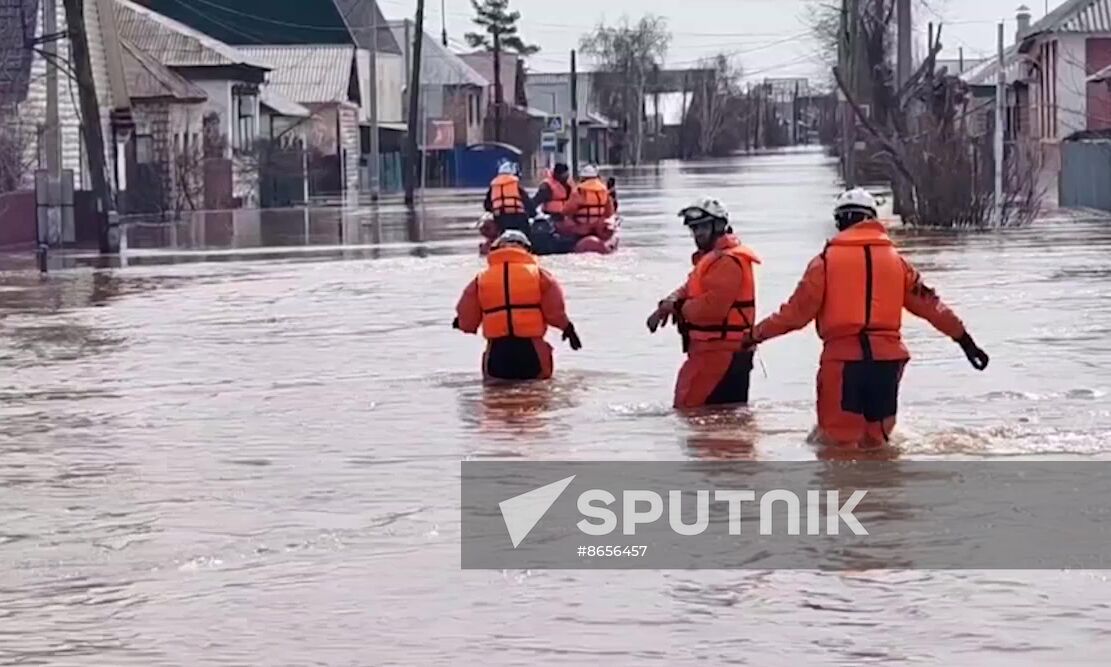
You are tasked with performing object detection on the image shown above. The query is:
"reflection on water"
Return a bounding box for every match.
[2,150,1111,663]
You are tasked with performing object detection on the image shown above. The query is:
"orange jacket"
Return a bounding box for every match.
[667,235,760,354]
[456,249,571,338]
[560,178,615,237]
[487,174,527,216]
[751,221,968,361]
[538,175,574,215]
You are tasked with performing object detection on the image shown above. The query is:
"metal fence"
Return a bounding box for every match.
[1060,140,1111,212]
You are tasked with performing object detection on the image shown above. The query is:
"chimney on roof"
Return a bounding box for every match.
[1016,5,1032,43]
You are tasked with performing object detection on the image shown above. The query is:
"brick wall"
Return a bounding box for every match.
[1086,37,1111,130]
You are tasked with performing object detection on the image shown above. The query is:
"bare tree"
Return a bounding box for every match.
[689,54,744,156]
[832,2,1042,227]
[0,106,34,195]
[580,16,671,165]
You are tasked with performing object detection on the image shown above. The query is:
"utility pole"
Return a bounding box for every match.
[570,49,579,177]
[369,3,380,201]
[840,0,857,187]
[63,0,117,253]
[959,46,964,73]
[994,21,1005,227]
[792,80,800,145]
[404,0,426,206]
[44,0,61,179]
[897,0,911,87]
[441,0,448,47]
[493,30,503,142]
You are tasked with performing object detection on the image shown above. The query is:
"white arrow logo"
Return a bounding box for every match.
[498,475,576,548]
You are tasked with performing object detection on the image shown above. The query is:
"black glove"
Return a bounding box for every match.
[563,323,583,351]
[957,333,989,370]
[452,316,461,330]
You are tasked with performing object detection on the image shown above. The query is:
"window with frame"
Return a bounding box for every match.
[232,85,258,152]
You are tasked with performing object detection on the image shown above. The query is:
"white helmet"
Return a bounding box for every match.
[491,229,531,250]
[678,196,729,226]
[833,187,877,217]
[497,161,518,176]
[580,164,599,178]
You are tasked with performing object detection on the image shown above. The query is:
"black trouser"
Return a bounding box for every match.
[705,351,755,406]
[494,214,532,235]
[486,337,542,380]
[840,359,904,423]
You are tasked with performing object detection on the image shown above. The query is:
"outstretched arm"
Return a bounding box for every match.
[539,269,572,331]
[751,256,826,343]
[902,258,967,340]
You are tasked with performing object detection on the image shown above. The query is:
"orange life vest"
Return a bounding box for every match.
[476,246,546,339]
[572,178,610,223]
[541,175,573,215]
[817,221,904,359]
[490,174,526,215]
[684,238,762,343]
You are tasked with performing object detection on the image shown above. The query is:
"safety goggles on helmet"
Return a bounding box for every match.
[491,230,532,249]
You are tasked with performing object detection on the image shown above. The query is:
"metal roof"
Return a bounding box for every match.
[239,45,355,104]
[1040,0,1111,33]
[260,88,310,117]
[334,0,402,55]
[114,0,269,70]
[120,38,207,102]
[960,46,1027,86]
[386,21,487,88]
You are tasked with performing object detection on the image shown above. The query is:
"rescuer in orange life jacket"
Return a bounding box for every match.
[483,161,536,235]
[561,165,616,242]
[646,197,763,409]
[741,188,991,448]
[454,230,583,381]
[532,163,575,221]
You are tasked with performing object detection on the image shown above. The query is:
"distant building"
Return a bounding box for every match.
[524,72,616,167]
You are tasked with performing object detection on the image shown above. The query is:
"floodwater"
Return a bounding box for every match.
[2,149,1111,664]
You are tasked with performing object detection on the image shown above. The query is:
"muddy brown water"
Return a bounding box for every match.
[2,149,1110,664]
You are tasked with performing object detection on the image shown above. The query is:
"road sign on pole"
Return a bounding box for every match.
[545,116,564,133]
[541,131,558,151]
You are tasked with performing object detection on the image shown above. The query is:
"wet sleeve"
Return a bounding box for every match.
[539,269,571,331]
[483,188,493,212]
[455,279,483,334]
[752,256,826,342]
[680,257,744,324]
[533,183,552,205]
[522,186,537,217]
[902,258,967,340]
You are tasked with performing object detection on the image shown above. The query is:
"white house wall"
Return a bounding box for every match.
[193,79,232,148]
[355,51,404,126]
[1057,33,1089,138]
[377,53,404,123]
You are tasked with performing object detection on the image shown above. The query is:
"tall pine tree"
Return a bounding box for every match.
[465,0,539,141]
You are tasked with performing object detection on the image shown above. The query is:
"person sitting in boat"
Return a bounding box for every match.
[533,163,575,223]
[453,230,582,381]
[483,161,536,236]
[561,165,616,244]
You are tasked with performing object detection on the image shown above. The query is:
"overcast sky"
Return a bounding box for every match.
[380,0,1064,81]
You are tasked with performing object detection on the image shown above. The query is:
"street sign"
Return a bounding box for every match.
[541,131,558,151]
[545,116,564,133]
